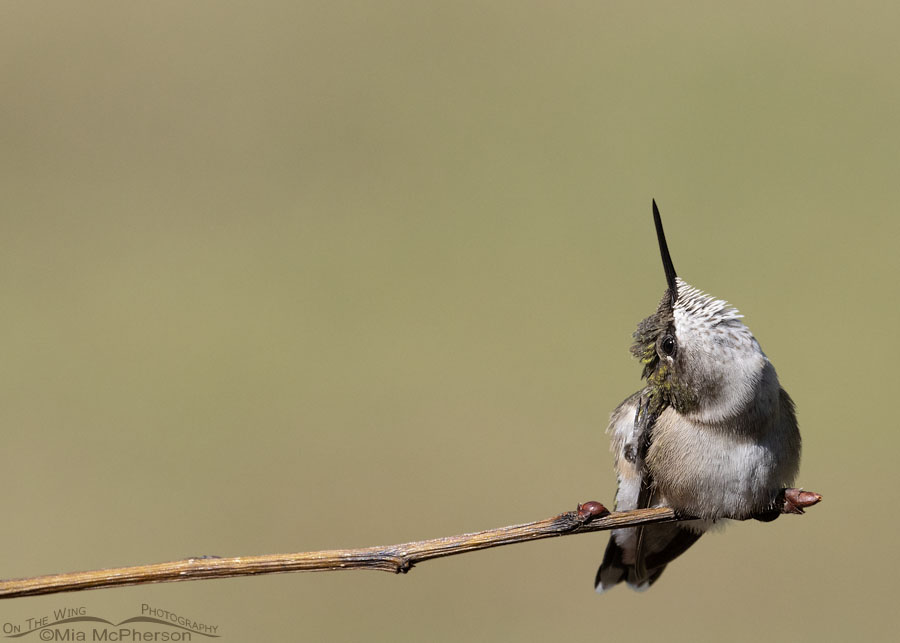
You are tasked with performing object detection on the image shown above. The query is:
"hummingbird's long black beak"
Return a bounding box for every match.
[652,199,678,305]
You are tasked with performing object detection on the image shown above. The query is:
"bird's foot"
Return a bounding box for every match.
[750,487,822,521]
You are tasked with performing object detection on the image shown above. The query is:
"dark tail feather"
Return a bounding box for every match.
[595,536,626,591]
[595,526,703,593]
[594,536,662,593]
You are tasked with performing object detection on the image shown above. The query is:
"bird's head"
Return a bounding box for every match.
[632,202,768,423]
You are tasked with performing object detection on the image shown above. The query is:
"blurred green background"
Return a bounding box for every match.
[1,2,897,641]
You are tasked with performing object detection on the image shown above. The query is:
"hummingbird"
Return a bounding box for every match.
[595,201,802,592]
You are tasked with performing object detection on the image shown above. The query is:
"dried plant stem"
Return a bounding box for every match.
[0,506,674,599]
[0,489,820,600]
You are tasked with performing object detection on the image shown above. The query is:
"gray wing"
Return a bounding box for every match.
[596,392,654,590]
[596,391,704,592]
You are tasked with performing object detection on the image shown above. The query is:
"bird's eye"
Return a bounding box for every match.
[660,335,677,357]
